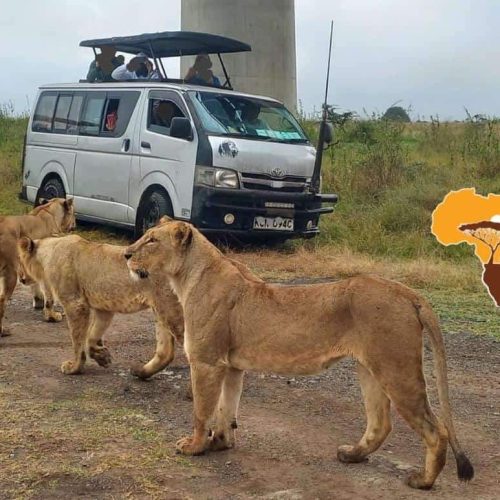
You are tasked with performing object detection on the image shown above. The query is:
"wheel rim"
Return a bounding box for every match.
[44,184,60,199]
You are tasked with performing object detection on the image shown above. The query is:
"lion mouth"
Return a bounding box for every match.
[137,269,149,279]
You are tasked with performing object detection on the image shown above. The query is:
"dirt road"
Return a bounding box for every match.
[0,286,498,499]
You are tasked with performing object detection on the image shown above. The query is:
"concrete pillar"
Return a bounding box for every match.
[181,0,297,111]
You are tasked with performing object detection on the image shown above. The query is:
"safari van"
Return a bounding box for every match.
[21,31,337,239]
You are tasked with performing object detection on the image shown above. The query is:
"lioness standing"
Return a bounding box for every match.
[125,220,474,490]
[18,234,184,377]
[0,198,75,336]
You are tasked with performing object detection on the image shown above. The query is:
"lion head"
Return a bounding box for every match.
[32,198,76,233]
[125,217,194,281]
[17,237,44,285]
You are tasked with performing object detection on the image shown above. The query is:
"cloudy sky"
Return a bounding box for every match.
[1,0,498,120]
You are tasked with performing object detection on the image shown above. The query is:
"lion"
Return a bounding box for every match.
[0,198,75,336]
[17,233,184,378]
[124,220,474,490]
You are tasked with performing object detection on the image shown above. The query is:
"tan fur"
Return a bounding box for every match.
[18,234,184,378]
[0,198,75,335]
[125,221,474,490]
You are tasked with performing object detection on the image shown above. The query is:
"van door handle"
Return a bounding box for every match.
[122,139,130,152]
[141,141,151,150]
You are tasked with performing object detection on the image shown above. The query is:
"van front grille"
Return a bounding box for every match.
[241,172,309,193]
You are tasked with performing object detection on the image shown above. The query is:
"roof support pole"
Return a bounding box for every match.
[217,53,232,89]
[148,40,165,79]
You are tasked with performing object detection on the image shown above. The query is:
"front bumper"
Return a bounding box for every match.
[191,187,338,237]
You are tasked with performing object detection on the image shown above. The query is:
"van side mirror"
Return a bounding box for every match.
[170,117,193,141]
[324,123,333,145]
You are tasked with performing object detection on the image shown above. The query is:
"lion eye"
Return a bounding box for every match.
[147,237,157,244]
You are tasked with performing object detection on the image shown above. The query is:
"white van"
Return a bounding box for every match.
[21,32,336,239]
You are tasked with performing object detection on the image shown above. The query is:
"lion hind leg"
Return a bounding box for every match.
[31,283,44,310]
[87,310,113,368]
[210,367,244,451]
[338,362,392,463]
[379,366,448,489]
[131,317,175,379]
[60,300,91,375]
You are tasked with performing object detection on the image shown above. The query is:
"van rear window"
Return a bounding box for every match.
[32,94,57,132]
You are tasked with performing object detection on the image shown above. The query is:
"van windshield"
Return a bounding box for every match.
[188,91,309,144]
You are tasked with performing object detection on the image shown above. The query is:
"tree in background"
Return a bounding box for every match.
[383,106,411,122]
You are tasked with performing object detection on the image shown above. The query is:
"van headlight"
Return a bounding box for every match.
[195,166,240,189]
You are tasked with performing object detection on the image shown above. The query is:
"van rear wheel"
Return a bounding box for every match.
[136,190,173,237]
[37,177,66,205]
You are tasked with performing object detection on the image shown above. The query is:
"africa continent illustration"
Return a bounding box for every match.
[432,188,500,306]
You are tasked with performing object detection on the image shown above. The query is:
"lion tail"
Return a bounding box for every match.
[415,299,474,482]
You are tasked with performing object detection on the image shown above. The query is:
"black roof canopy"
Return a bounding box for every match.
[80,31,251,58]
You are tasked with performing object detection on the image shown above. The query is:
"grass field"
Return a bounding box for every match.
[1,111,499,337]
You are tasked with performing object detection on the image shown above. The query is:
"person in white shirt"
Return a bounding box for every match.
[111,52,161,80]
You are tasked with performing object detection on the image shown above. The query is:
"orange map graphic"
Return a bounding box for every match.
[432,188,500,306]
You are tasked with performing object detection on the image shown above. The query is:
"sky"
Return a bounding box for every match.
[0,0,499,120]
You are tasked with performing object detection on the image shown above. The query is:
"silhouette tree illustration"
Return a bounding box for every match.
[459,220,500,306]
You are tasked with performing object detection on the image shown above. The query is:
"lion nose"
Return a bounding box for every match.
[124,252,132,260]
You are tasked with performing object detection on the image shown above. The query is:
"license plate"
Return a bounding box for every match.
[253,216,294,231]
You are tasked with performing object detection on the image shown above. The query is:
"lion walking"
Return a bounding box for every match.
[125,219,474,490]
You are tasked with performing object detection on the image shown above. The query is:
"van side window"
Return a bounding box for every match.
[80,95,106,136]
[148,99,186,136]
[53,95,73,133]
[79,92,139,137]
[32,93,57,132]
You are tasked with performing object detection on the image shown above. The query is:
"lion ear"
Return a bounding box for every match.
[64,198,74,210]
[158,215,173,225]
[171,223,193,250]
[19,237,35,254]
[37,197,49,207]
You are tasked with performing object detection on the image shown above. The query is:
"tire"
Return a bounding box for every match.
[37,177,66,205]
[135,190,173,237]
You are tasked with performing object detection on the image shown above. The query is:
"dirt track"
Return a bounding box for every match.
[0,286,499,499]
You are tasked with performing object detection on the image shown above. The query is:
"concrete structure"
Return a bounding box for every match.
[181,0,297,111]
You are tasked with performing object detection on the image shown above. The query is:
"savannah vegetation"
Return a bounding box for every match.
[1,104,499,337]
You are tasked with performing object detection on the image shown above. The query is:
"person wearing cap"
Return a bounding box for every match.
[111,53,161,80]
[86,46,125,82]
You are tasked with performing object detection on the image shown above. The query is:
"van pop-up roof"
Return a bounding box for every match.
[80,31,252,88]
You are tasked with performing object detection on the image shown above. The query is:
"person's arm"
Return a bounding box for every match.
[111,64,135,81]
[184,66,196,81]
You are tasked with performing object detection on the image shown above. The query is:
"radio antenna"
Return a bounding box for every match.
[311,21,334,194]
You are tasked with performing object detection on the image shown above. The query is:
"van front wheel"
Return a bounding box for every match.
[37,177,66,205]
[136,190,173,237]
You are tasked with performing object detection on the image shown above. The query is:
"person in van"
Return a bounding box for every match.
[86,46,124,82]
[241,101,268,134]
[184,54,221,87]
[112,53,161,81]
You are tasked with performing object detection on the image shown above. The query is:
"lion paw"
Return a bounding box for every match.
[337,445,367,464]
[209,431,234,451]
[0,327,12,337]
[405,471,433,490]
[60,360,82,375]
[175,436,206,456]
[45,311,63,323]
[89,346,112,368]
[130,363,151,380]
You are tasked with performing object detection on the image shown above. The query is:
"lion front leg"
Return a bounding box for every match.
[209,367,244,451]
[60,300,91,375]
[176,362,226,456]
